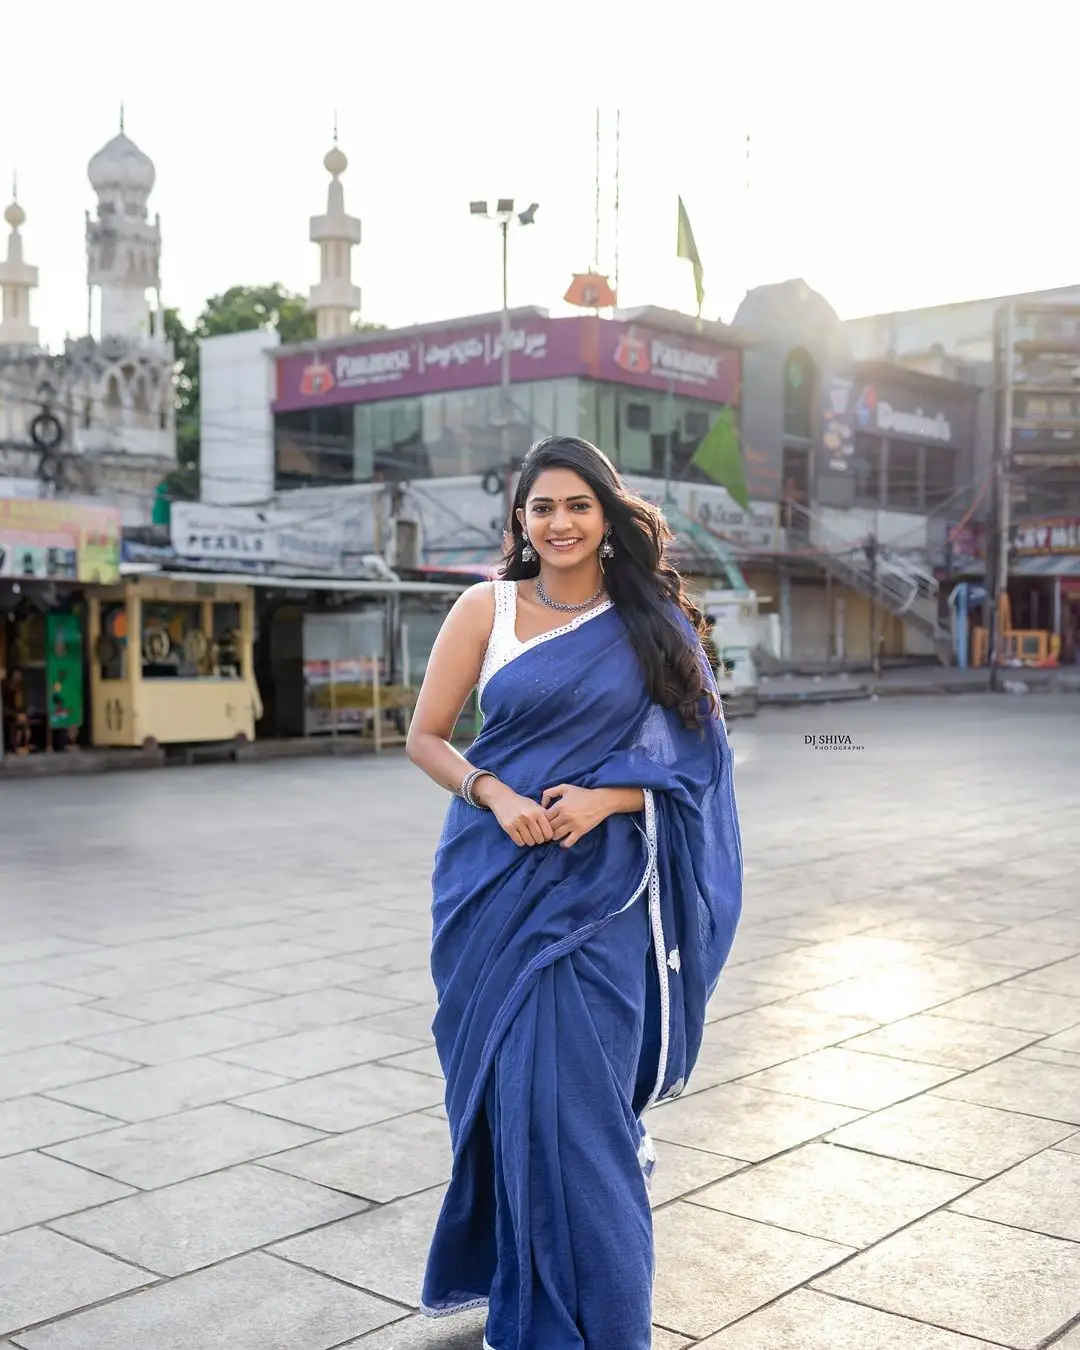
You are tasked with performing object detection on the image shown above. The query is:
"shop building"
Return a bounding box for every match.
[844,282,1080,367]
[269,307,742,492]
[730,280,983,665]
[199,299,753,585]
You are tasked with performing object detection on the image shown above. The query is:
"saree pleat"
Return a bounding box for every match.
[483,901,651,1350]
[422,603,742,1350]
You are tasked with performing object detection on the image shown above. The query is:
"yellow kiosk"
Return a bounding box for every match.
[88,576,261,748]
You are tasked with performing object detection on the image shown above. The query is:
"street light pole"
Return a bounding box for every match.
[501,216,511,462]
[470,200,539,498]
[989,303,1015,692]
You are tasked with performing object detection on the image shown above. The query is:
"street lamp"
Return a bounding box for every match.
[470,199,540,466]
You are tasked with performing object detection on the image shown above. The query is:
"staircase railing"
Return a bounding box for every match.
[784,500,946,640]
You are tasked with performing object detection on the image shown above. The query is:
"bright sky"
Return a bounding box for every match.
[2,0,1077,350]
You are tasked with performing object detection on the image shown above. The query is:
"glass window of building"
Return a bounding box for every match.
[369,398,429,480]
[886,442,921,510]
[626,402,652,431]
[617,391,656,473]
[274,376,731,489]
[529,381,557,442]
[275,408,354,489]
[923,446,955,510]
[852,434,883,505]
[551,380,581,444]
[783,350,816,441]
[577,381,617,454]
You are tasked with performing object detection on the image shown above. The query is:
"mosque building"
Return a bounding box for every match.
[0,118,176,521]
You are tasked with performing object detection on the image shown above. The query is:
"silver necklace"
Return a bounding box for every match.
[534,577,606,613]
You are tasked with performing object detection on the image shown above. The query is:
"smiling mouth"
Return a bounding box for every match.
[546,539,582,550]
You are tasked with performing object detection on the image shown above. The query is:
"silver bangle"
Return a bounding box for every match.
[459,768,495,808]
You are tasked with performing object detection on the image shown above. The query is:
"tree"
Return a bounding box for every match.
[163,306,200,502]
[163,283,382,502]
[199,284,317,346]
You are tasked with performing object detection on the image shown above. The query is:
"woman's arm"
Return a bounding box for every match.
[597,787,646,814]
[405,583,495,795]
[405,584,554,846]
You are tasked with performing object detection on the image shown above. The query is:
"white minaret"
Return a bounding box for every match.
[0,183,39,348]
[86,116,163,342]
[308,132,363,339]
[70,116,175,471]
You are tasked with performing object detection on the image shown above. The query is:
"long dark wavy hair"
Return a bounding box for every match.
[501,436,717,727]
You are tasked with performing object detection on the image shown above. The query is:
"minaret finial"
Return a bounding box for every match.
[11,170,16,202]
[120,103,125,134]
[333,109,338,144]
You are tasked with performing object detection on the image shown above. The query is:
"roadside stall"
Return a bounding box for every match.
[87,575,260,749]
[266,587,462,748]
[1,499,121,761]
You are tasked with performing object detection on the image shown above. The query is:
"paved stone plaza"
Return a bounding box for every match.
[1,695,1079,1349]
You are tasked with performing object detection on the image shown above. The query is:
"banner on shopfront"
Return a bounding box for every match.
[275,319,572,412]
[852,383,955,445]
[274,316,741,412]
[170,503,354,574]
[0,499,121,584]
[820,375,856,473]
[622,475,779,552]
[1013,516,1080,556]
[592,323,740,403]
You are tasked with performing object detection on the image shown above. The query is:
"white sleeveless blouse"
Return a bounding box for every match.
[477,581,613,701]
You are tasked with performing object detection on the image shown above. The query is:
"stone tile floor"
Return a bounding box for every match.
[1,695,1079,1349]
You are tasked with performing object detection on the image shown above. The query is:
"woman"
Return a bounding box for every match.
[406,436,742,1350]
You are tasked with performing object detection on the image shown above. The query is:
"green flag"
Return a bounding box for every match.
[692,406,750,510]
[676,196,704,321]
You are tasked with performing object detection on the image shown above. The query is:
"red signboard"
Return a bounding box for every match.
[273,316,740,413]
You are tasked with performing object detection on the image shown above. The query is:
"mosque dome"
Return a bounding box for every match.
[88,132,156,196]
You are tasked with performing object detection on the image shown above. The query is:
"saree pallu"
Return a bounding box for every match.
[422,603,743,1350]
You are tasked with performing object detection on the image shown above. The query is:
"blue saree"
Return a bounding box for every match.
[422,594,743,1350]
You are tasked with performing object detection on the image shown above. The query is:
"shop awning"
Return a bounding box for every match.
[119,566,466,596]
[1011,556,1080,577]
[426,547,502,565]
[420,547,503,580]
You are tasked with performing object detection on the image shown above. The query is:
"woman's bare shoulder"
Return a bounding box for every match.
[444,579,499,636]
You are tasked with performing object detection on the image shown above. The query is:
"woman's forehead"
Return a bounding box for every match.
[528,468,595,501]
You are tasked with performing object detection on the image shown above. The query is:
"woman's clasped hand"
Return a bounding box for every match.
[477,779,612,850]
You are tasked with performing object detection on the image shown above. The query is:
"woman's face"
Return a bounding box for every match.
[517,467,606,571]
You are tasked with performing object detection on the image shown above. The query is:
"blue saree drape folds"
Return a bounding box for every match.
[422,603,743,1350]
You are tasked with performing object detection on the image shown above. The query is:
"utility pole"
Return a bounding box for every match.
[865,530,879,676]
[989,303,1014,692]
[664,377,676,504]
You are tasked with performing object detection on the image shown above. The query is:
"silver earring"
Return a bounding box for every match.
[521,535,537,563]
[600,529,615,560]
